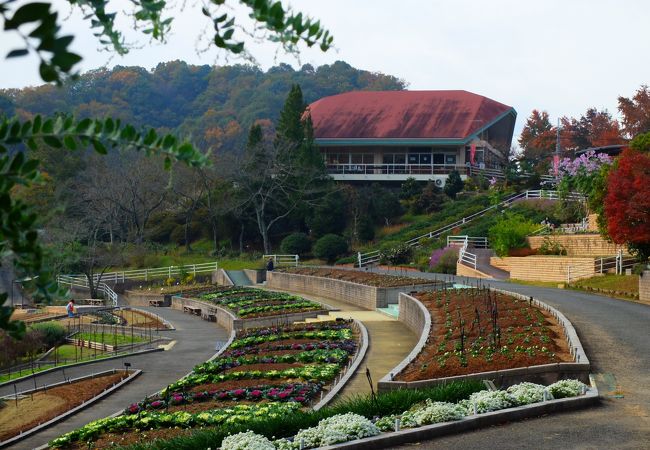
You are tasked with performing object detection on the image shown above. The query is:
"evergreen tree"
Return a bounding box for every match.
[444,170,464,199]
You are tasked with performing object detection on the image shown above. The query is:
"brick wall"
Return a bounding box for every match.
[640,271,650,303]
[500,256,596,282]
[526,234,627,257]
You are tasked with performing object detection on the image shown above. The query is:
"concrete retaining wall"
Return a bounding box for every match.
[492,256,596,282]
[215,269,234,286]
[640,271,650,303]
[526,234,627,257]
[378,288,590,391]
[266,271,443,310]
[170,295,329,333]
[123,291,171,307]
[244,269,266,284]
[456,263,492,279]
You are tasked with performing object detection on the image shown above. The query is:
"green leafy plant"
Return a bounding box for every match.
[488,213,538,257]
[313,234,348,264]
[280,232,311,256]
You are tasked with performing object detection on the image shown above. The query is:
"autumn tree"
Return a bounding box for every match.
[518,110,556,169]
[604,149,650,261]
[618,85,650,138]
[560,108,623,150]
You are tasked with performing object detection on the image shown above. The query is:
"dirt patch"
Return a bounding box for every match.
[0,371,129,442]
[281,267,438,287]
[397,289,572,381]
[186,377,301,393]
[114,310,167,328]
[69,426,203,450]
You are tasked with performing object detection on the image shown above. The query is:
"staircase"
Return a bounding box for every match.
[225,270,253,286]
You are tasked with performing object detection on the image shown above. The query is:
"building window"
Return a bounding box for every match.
[446,154,457,165]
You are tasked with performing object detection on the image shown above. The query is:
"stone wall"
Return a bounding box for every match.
[491,256,596,282]
[640,271,650,303]
[266,271,443,309]
[526,234,627,257]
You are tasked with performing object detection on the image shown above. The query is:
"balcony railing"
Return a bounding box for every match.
[326,163,504,177]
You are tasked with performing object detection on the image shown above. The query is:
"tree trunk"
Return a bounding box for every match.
[239,224,244,255]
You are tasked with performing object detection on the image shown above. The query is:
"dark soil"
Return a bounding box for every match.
[282,267,438,287]
[397,290,572,381]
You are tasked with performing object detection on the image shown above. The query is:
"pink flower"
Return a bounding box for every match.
[128,404,140,414]
[150,400,164,408]
[250,390,262,398]
[278,392,289,399]
[295,396,305,403]
[233,389,246,397]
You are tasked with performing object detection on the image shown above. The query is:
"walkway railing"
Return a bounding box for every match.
[57,275,118,307]
[263,254,299,267]
[566,250,636,283]
[457,237,478,270]
[356,190,586,267]
[447,235,488,248]
[59,262,219,285]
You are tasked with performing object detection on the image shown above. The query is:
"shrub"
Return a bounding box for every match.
[280,233,311,256]
[379,243,413,265]
[429,246,458,274]
[444,170,464,199]
[29,321,67,347]
[538,237,567,255]
[313,234,348,264]
[488,213,538,257]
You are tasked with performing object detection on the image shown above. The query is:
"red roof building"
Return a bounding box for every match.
[308,90,516,183]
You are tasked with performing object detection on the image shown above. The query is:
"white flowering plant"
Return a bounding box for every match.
[506,382,549,405]
[548,379,588,398]
[460,390,517,414]
[291,413,380,448]
[221,431,275,450]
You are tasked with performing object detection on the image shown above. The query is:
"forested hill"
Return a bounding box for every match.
[0,60,405,153]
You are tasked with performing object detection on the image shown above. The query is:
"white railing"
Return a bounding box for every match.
[60,262,219,285]
[566,250,636,283]
[457,237,477,269]
[447,235,488,248]
[559,217,589,234]
[263,254,299,267]
[356,190,585,267]
[57,275,119,307]
[326,163,505,178]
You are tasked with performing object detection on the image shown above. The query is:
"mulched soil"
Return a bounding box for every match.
[283,267,437,287]
[113,310,167,329]
[222,362,304,373]
[240,306,322,319]
[186,377,302,393]
[397,290,572,381]
[68,427,204,450]
[0,371,129,442]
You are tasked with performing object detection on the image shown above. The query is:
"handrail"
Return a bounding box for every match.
[457,236,477,269]
[60,262,219,284]
[357,190,586,267]
[263,254,299,267]
[447,235,488,248]
[57,275,118,307]
[566,250,636,283]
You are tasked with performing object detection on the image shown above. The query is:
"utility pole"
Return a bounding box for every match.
[554,118,561,178]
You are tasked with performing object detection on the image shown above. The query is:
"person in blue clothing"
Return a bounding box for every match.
[66,299,76,318]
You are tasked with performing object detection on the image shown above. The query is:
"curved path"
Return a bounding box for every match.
[369,268,650,449]
[2,306,229,450]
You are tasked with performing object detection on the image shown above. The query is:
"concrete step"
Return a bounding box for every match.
[473,248,510,280]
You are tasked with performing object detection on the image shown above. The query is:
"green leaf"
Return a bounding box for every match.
[43,136,62,148]
[4,3,51,29]
[75,118,92,134]
[91,139,107,154]
[32,115,42,134]
[39,62,58,83]
[7,49,29,58]
[63,135,77,150]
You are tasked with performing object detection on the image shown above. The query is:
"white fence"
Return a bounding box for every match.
[566,250,636,283]
[57,275,119,307]
[457,237,478,270]
[356,190,585,267]
[263,254,299,267]
[447,235,488,248]
[60,262,219,285]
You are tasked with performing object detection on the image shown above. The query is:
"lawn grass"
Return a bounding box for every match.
[52,344,107,360]
[571,274,639,297]
[76,332,146,346]
[0,364,54,383]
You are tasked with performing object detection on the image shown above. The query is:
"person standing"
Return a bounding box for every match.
[266,257,274,272]
[66,299,75,318]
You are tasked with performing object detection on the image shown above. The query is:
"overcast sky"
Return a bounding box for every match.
[1,0,649,139]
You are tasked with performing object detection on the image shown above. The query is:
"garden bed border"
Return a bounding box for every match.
[266,271,445,310]
[170,295,331,333]
[0,368,141,449]
[313,319,369,411]
[324,376,599,450]
[116,307,175,330]
[378,288,590,391]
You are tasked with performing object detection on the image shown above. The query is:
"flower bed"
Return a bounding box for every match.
[280,267,435,288]
[221,379,591,450]
[196,287,323,319]
[395,288,573,382]
[49,322,359,448]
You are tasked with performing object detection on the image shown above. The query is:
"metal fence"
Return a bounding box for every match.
[566,250,636,283]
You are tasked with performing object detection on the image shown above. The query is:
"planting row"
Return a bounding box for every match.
[221,379,590,450]
[398,288,573,381]
[280,267,437,288]
[195,287,324,318]
[49,322,359,448]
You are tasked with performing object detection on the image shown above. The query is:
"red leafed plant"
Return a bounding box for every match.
[604,148,650,260]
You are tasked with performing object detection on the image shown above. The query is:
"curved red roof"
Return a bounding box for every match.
[308,90,513,140]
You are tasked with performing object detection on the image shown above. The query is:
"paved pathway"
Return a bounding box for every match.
[3,306,229,450]
[261,288,418,399]
[366,268,650,450]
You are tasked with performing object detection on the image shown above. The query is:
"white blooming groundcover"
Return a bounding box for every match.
[221,379,590,450]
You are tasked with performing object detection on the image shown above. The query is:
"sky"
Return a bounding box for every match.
[1,0,649,139]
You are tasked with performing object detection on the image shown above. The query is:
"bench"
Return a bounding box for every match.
[84,299,105,306]
[183,306,202,316]
[202,308,218,322]
[149,299,164,307]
